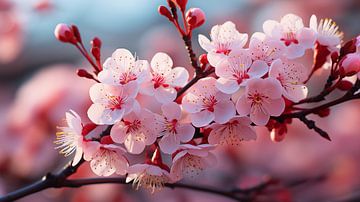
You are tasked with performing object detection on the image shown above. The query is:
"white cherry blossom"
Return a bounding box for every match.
[198,21,248,67]
[140,52,189,104]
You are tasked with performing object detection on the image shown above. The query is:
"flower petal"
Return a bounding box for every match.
[214,100,236,124]
[190,110,215,127]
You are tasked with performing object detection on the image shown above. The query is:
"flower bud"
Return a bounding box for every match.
[91,47,101,60]
[337,80,353,91]
[186,8,205,29]
[54,23,76,43]
[199,54,208,66]
[77,69,95,80]
[158,5,173,22]
[314,108,330,117]
[91,37,102,48]
[172,0,187,11]
[339,53,360,76]
[270,126,286,142]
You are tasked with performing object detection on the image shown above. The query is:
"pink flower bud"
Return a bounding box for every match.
[54,23,76,43]
[339,53,360,76]
[186,8,205,30]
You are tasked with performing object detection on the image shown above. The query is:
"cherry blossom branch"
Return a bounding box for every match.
[0,160,84,202]
[273,80,360,140]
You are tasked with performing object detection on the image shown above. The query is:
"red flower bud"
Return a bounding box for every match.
[91,47,101,60]
[331,51,339,63]
[172,0,187,11]
[186,8,205,30]
[54,23,76,44]
[91,37,102,48]
[314,108,331,117]
[337,80,353,91]
[340,38,357,57]
[199,54,208,65]
[158,5,173,22]
[71,25,82,43]
[77,69,95,80]
[270,125,287,142]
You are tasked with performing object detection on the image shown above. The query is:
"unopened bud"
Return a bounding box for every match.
[54,23,76,43]
[91,37,102,48]
[339,53,360,77]
[91,47,101,60]
[186,8,205,29]
[337,80,353,91]
[314,108,331,117]
[158,5,173,22]
[172,0,187,11]
[199,54,208,65]
[77,69,95,80]
[71,25,82,43]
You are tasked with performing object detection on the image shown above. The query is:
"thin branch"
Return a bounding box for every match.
[1,175,245,202]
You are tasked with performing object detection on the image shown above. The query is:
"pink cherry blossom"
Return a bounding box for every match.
[263,14,316,59]
[140,52,189,104]
[110,108,158,154]
[87,137,129,177]
[215,49,268,94]
[170,144,216,181]
[98,48,150,85]
[341,53,360,77]
[310,15,343,47]
[87,82,138,125]
[126,163,171,193]
[249,32,285,66]
[198,21,248,66]
[208,116,257,146]
[236,78,285,126]
[182,77,236,127]
[55,110,98,166]
[155,102,195,154]
[269,59,309,102]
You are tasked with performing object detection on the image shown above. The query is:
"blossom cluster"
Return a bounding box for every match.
[53,12,360,193]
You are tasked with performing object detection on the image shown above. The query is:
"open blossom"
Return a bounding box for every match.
[310,15,343,47]
[126,163,171,193]
[249,32,285,66]
[156,102,195,154]
[198,21,248,66]
[269,59,308,102]
[208,116,257,146]
[110,109,158,154]
[98,48,150,85]
[170,144,216,181]
[86,136,129,177]
[55,110,98,166]
[88,82,138,125]
[215,49,268,94]
[236,78,285,126]
[140,52,189,104]
[182,77,236,127]
[263,14,316,59]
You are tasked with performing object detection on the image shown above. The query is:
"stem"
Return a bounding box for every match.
[0,160,84,202]
[75,44,100,73]
[176,69,214,98]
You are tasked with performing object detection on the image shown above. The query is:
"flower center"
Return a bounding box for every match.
[248,92,267,106]
[133,172,168,193]
[119,72,137,85]
[107,95,125,110]
[152,74,169,89]
[281,32,299,46]
[124,119,142,133]
[202,95,217,112]
[232,68,250,84]
[165,119,178,134]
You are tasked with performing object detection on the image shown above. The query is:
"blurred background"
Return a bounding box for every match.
[1,0,360,201]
